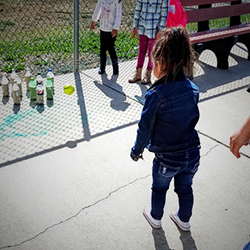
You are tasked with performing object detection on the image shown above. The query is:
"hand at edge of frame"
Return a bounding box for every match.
[112,29,118,37]
[130,148,144,162]
[131,29,137,39]
[91,21,96,30]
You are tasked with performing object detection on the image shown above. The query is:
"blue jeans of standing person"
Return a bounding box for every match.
[243,240,250,250]
[151,146,200,222]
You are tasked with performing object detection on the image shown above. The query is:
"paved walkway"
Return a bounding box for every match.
[0,44,250,250]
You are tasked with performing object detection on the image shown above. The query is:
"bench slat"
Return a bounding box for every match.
[189,23,250,43]
[181,0,239,7]
[186,3,250,23]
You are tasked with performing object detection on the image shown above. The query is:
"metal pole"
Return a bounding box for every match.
[74,0,79,73]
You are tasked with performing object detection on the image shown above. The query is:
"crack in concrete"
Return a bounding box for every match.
[0,174,151,249]
[1,129,248,249]
[201,144,219,158]
[198,130,250,159]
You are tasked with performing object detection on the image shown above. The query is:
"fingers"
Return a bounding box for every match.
[112,29,118,37]
[91,21,95,30]
[131,30,137,39]
[230,135,241,158]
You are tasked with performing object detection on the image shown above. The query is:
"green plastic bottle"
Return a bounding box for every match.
[46,77,53,99]
[29,77,37,100]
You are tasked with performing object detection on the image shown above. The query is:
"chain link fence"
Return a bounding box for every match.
[0,0,249,78]
[0,0,139,78]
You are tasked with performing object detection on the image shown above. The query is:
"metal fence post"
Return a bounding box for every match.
[74,0,80,73]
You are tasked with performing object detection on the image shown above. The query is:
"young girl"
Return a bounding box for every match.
[91,0,122,75]
[131,27,201,231]
[129,0,169,84]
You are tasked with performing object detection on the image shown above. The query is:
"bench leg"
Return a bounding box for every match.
[202,36,238,69]
[187,43,203,79]
[238,33,250,60]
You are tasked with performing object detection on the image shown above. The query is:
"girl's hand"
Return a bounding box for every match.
[230,131,250,158]
[112,29,118,37]
[91,21,96,30]
[131,29,137,39]
[230,115,250,158]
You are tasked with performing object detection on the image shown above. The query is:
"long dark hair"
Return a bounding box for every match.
[151,27,197,78]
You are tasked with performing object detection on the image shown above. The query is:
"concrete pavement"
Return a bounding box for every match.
[0,43,250,250]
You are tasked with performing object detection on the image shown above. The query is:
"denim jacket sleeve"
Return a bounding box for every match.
[132,89,161,156]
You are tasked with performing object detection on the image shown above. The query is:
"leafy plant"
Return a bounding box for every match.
[0,13,249,73]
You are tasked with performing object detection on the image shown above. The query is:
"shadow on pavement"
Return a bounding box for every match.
[152,227,197,250]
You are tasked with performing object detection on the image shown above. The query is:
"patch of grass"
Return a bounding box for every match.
[0,20,15,32]
[0,12,249,73]
[0,27,138,72]
[186,14,250,33]
[81,14,92,19]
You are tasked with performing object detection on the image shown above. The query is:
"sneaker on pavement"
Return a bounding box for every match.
[143,207,162,229]
[170,210,190,231]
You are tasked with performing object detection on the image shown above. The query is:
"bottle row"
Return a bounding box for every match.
[1,68,55,105]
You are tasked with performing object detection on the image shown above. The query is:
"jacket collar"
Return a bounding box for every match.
[148,69,186,91]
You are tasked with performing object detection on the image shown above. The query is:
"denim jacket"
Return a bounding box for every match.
[132,70,200,156]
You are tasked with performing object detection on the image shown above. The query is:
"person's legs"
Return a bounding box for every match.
[243,240,250,250]
[151,156,181,220]
[174,171,195,222]
[137,35,148,69]
[106,33,117,59]
[141,37,155,84]
[99,31,107,74]
[129,34,148,82]
[174,148,200,222]
[146,38,155,71]
[106,33,119,75]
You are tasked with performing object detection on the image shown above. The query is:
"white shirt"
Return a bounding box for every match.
[92,0,122,32]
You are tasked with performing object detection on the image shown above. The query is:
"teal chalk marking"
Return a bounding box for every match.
[134,95,145,105]
[0,109,46,140]
[31,131,47,136]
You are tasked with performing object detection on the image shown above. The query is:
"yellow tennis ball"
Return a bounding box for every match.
[64,85,75,95]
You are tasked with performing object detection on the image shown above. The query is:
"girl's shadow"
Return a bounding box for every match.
[152,227,197,250]
[152,228,172,250]
[94,74,130,111]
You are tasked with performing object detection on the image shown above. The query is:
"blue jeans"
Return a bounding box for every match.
[243,241,250,250]
[151,146,200,222]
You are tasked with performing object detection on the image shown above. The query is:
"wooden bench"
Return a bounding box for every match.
[180,0,250,69]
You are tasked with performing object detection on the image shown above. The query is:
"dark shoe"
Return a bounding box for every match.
[112,58,119,75]
[98,57,106,75]
[98,68,105,74]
